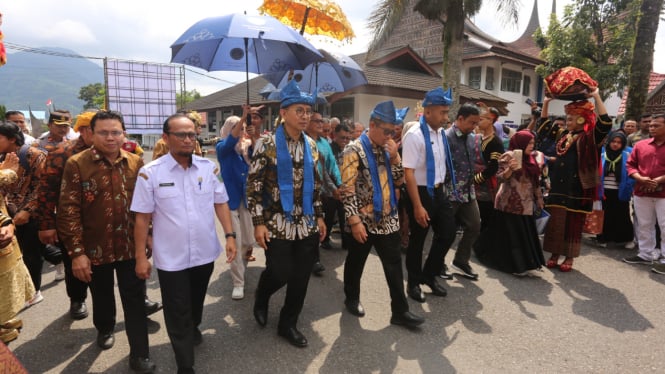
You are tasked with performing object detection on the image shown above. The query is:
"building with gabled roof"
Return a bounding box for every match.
[617,72,665,118]
[187,0,561,135]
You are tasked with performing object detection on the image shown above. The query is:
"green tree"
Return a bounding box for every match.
[176,89,202,109]
[0,105,6,120]
[624,0,664,119]
[78,83,105,109]
[368,0,520,108]
[534,0,639,100]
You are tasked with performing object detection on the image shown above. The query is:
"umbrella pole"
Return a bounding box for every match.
[244,37,250,105]
[300,7,311,35]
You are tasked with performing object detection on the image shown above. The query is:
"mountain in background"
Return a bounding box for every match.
[0,47,103,114]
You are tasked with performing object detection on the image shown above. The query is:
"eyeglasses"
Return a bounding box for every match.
[292,107,313,117]
[168,132,197,141]
[95,130,124,138]
[376,126,396,137]
[310,118,324,124]
[339,136,352,141]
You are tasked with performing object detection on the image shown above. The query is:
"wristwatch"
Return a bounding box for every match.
[225,232,237,239]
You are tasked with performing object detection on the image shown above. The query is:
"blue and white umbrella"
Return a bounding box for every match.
[171,13,323,103]
[266,49,367,95]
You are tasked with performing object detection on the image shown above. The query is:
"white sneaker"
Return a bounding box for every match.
[231,287,244,300]
[25,291,44,308]
[624,241,636,249]
[54,263,65,281]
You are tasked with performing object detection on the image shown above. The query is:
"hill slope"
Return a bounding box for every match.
[0,47,103,114]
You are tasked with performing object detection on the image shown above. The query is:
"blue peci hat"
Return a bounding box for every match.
[370,101,398,124]
[422,87,453,107]
[395,107,409,124]
[280,79,315,108]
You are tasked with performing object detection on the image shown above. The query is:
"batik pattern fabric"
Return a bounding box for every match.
[36,137,88,231]
[0,146,46,218]
[57,148,143,265]
[340,139,403,235]
[246,132,323,241]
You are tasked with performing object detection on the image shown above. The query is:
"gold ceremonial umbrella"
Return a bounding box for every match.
[258,0,355,42]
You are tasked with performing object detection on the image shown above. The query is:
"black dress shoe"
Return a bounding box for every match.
[70,301,88,320]
[144,299,163,316]
[253,305,268,327]
[344,299,365,317]
[439,264,453,280]
[451,261,479,280]
[320,240,332,250]
[422,278,448,297]
[407,285,426,303]
[129,356,156,373]
[96,332,115,350]
[390,311,425,328]
[312,261,325,275]
[278,327,308,347]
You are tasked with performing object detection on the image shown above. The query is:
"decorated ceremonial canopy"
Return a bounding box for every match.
[258,0,355,42]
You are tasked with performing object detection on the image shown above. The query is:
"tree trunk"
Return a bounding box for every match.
[442,5,465,117]
[625,0,664,119]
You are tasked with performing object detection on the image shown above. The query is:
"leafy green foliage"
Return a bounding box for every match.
[78,83,105,109]
[535,0,640,100]
[176,89,201,109]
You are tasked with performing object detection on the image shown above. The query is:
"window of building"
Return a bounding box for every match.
[468,66,481,89]
[501,69,522,93]
[523,75,531,96]
[485,67,494,90]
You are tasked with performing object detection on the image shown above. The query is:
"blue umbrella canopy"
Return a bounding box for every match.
[171,13,323,102]
[266,49,367,94]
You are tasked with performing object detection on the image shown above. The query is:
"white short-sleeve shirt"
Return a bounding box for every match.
[401,122,447,186]
[131,153,229,271]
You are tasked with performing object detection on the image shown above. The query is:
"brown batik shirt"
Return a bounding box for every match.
[57,147,143,265]
[246,131,323,241]
[0,146,46,218]
[36,137,89,231]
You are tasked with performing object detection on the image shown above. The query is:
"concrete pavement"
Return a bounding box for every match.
[9,232,665,373]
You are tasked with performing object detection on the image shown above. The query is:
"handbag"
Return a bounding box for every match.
[583,200,604,235]
[535,209,550,235]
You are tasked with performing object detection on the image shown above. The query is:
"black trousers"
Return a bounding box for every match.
[61,244,89,303]
[158,262,214,372]
[405,186,456,286]
[344,231,409,315]
[89,259,149,359]
[16,219,50,291]
[323,196,348,245]
[255,234,318,330]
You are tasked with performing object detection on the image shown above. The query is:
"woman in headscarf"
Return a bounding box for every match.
[216,106,258,300]
[474,130,545,275]
[543,89,612,272]
[596,131,635,246]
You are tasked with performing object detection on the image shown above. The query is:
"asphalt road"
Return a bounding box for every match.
[8,151,665,373]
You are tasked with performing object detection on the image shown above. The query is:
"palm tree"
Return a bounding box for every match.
[624,0,664,119]
[368,0,520,107]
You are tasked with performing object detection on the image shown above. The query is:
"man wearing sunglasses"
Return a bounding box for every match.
[341,100,424,329]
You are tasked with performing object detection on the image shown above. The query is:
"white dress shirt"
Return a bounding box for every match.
[401,122,447,186]
[131,153,229,271]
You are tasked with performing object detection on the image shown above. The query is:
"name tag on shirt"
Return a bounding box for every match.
[159,182,175,187]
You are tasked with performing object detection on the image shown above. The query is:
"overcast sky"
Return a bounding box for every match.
[2,0,664,95]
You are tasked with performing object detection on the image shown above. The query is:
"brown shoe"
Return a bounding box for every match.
[0,328,19,344]
[1,318,22,330]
